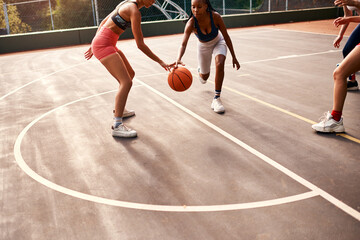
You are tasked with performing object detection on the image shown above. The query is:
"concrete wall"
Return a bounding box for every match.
[0,7,340,54]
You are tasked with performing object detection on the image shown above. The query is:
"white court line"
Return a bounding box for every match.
[0,49,340,102]
[13,88,318,212]
[136,78,360,220]
[5,37,358,216]
[229,28,277,36]
[135,49,341,76]
[267,27,340,37]
[229,49,341,67]
[238,74,251,77]
[0,62,87,101]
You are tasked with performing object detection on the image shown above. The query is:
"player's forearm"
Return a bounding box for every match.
[177,45,187,61]
[137,43,162,63]
[338,23,349,37]
[347,16,360,23]
[224,36,237,59]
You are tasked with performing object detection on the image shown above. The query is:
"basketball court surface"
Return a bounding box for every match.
[1,20,359,239]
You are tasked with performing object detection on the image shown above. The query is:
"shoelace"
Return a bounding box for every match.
[318,112,330,126]
[121,124,132,131]
[111,123,131,131]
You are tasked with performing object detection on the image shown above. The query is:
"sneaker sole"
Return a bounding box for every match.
[347,86,359,91]
[112,131,137,138]
[311,125,345,133]
[211,106,225,113]
[123,112,135,118]
[113,110,136,118]
[213,109,225,113]
[211,104,225,113]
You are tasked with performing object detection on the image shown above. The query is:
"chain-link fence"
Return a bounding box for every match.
[0,0,334,35]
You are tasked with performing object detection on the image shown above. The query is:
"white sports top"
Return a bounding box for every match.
[346,1,360,14]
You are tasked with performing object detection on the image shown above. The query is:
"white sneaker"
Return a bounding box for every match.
[113,109,135,118]
[312,111,345,133]
[198,67,207,84]
[112,123,137,138]
[123,109,135,118]
[211,98,225,113]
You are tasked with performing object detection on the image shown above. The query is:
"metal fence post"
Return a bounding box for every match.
[268,0,271,12]
[94,0,99,26]
[222,0,225,15]
[286,0,288,11]
[250,0,252,13]
[48,0,54,30]
[3,3,10,34]
[91,0,96,26]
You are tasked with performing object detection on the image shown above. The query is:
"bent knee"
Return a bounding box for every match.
[215,61,225,70]
[333,68,347,82]
[201,73,210,80]
[215,59,225,70]
[129,70,135,80]
[119,79,133,89]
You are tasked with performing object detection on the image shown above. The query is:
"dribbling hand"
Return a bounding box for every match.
[159,61,172,72]
[173,60,185,69]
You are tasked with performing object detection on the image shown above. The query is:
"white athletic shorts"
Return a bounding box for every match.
[197,32,227,75]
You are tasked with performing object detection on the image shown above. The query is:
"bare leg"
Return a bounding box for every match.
[214,54,226,91]
[199,72,210,81]
[100,52,133,118]
[333,46,360,111]
[117,49,135,79]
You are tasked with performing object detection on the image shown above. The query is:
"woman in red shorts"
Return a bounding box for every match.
[85,0,172,138]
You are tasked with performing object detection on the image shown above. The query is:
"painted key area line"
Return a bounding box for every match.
[13,87,318,212]
[136,78,360,221]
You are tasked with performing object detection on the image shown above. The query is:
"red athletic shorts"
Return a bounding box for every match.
[91,27,120,60]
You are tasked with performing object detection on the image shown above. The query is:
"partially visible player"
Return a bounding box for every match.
[333,0,360,90]
[312,15,360,132]
[85,0,172,138]
[174,0,240,113]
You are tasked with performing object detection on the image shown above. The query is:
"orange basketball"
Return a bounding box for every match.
[168,67,193,92]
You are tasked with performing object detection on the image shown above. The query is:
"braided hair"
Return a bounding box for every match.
[185,0,216,23]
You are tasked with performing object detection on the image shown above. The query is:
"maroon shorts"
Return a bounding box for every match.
[91,27,120,60]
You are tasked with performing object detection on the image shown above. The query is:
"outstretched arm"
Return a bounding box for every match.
[175,19,193,68]
[214,12,240,70]
[334,15,360,26]
[334,0,360,8]
[333,6,352,48]
[130,7,171,71]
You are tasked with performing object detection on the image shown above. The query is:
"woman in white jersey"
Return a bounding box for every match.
[174,0,240,113]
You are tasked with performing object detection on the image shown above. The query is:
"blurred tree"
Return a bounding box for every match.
[0,0,31,33]
[5,0,56,31]
[53,0,94,29]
